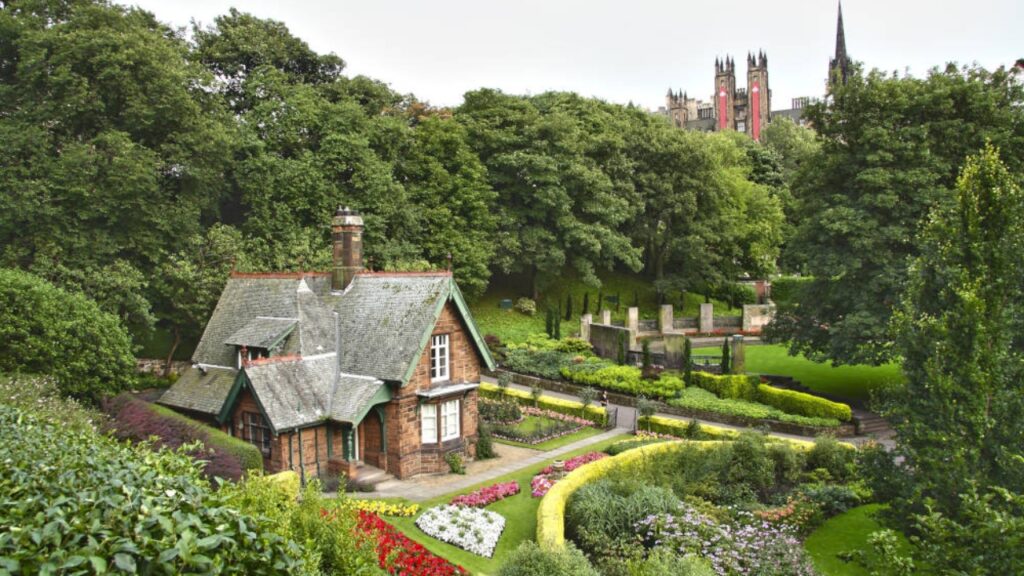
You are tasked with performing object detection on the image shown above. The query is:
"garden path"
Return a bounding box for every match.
[347,426,629,501]
[490,377,894,449]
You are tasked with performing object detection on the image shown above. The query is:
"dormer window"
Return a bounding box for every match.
[237,347,269,368]
[430,334,449,382]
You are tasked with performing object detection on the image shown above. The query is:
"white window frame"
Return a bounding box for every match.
[430,334,449,382]
[421,403,438,444]
[441,399,460,441]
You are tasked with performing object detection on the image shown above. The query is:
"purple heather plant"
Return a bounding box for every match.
[635,504,818,576]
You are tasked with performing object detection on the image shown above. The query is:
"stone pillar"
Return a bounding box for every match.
[742,305,752,331]
[600,309,611,325]
[664,334,687,370]
[659,304,674,334]
[731,334,745,374]
[627,307,639,349]
[580,314,593,342]
[699,303,714,333]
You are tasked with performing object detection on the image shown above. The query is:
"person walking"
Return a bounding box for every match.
[600,390,609,408]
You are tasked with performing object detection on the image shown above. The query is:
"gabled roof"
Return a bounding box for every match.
[159,366,237,415]
[224,317,297,349]
[235,355,335,432]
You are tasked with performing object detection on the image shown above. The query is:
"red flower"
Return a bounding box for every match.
[354,511,468,575]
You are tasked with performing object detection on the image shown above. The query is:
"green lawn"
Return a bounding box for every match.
[694,344,903,401]
[804,504,914,576]
[385,434,630,575]
[472,271,737,345]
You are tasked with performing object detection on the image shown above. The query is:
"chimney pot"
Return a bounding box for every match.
[331,206,364,290]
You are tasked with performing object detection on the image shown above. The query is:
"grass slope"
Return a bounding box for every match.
[384,434,629,575]
[472,271,737,345]
[694,344,902,401]
[804,504,914,576]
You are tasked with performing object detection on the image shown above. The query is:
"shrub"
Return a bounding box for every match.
[560,363,686,399]
[605,437,669,456]
[566,479,681,555]
[0,373,104,434]
[505,348,574,379]
[806,435,857,482]
[104,394,263,480]
[666,387,841,428]
[446,451,466,474]
[689,371,759,401]
[0,268,135,401]
[498,541,598,576]
[797,484,862,518]
[625,548,715,576]
[479,398,523,423]
[476,422,496,459]
[514,297,537,316]
[756,384,853,422]
[640,415,741,441]
[0,405,305,573]
[480,382,609,427]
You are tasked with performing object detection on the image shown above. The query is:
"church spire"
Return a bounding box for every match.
[829,1,851,85]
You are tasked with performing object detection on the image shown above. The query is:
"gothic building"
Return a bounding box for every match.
[662,3,850,140]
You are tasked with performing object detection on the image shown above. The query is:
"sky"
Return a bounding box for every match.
[127,0,1021,111]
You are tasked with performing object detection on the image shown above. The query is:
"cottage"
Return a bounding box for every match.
[159,207,494,481]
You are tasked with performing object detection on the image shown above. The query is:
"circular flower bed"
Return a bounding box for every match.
[416,505,506,557]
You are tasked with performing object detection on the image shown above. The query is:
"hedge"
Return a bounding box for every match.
[666,388,842,428]
[689,371,852,422]
[756,385,853,422]
[559,363,686,399]
[105,394,263,480]
[480,382,608,427]
[639,415,743,441]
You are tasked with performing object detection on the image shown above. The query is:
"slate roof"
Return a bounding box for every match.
[330,274,450,382]
[159,366,237,415]
[161,270,492,431]
[224,317,297,349]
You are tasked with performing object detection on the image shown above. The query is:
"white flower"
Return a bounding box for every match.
[415,505,506,557]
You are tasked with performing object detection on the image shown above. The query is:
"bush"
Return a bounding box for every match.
[0,373,105,434]
[756,384,853,422]
[797,484,862,518]
[640,415,740,441]
[0,268,135,401]
[0,405,305,573]
[806,436,857,482]
[498,541,598,576]
[104,394,263,480]
[606,437,669,456]
[666,387,842,428]
[505,348,575,379]
[625,548,715,576]
[479,398,523,423]
[446,451,466,474]
[480,383,608,427]
[689,371,759,401]
[561,363,686,399]
[566,479,680,555]
[514,297,537,316]
[476,423,496,460]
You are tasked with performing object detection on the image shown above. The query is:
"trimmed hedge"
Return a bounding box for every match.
[756,385,852,422]
[639,415,743,441]
[480,382,608,427]
[689,371,852,422]
[105,394,263,480]
[666,388,842,428]
[560,363,686,399]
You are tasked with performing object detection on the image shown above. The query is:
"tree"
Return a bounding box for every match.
[0,268,135,401]
[767,64,1024,365]
[878,145,1024,572]
[565,293,573,321]
[683,337,693,385]
[582,292,590,315]
[153,224,245,375]
[720,339,731,375]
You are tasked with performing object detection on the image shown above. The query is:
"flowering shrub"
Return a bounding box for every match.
[451,481,520,507]
[354,499,420,517]
[356,510,467,575]
[635,505,817,576]
[523,406,593,427]
[479,382,609,427]
[531,452,608,497]
[415,505,506,557]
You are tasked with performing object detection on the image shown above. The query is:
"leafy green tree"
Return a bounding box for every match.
[720,339,731,374]
[880,145,1024,572]
[0,0,236,332]
[153,224,245,374]
[767,64,1024,365]
[0,268,135,401]
[683,337,693,385]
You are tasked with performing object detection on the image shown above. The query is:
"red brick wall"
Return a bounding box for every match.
[385,301,483,478]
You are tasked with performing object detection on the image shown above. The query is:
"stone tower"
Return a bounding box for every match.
[714,57,736,131]
[829,1,852,86]
[665,89,688,128]
[746,51,770,141]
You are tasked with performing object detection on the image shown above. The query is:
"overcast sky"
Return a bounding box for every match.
[127,0,1021,111]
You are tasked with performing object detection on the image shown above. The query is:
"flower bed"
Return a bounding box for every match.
[530,452,608,497]
[354,499,420,517]
[490,405,596,445]
[451,481,520,507]
[416,505,506,557]
[356,510,467,575]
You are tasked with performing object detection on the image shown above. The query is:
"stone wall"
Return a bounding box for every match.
[136,358,190,376]
[589,323,632,360]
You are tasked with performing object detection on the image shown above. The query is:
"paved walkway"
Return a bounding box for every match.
[352,426,629,501]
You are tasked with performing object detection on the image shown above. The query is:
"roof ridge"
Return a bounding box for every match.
[230,271,330,279]
[356,270,452,277]
[244,354,302,367]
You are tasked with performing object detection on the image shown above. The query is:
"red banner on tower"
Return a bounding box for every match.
[718,85,728,130]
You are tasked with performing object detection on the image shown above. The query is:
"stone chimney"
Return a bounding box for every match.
[331,206,363,291]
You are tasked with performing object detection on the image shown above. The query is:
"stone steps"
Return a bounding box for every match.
[355,464,395,490]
